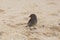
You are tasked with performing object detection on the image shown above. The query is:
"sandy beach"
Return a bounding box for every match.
[0,0,60,40]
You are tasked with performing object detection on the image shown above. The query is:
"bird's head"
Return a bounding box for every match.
[29,14,36,18]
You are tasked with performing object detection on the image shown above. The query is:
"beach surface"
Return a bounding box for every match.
[0,0,60,40]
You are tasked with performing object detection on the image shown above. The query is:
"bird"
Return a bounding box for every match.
[27,14,37,27]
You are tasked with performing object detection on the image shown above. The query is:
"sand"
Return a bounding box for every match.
[0,0,60,40]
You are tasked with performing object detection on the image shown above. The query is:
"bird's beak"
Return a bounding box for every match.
[29,15,31,17]
[29,16,30,17]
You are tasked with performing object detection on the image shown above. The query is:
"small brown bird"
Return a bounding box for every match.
[27,14,37,27]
